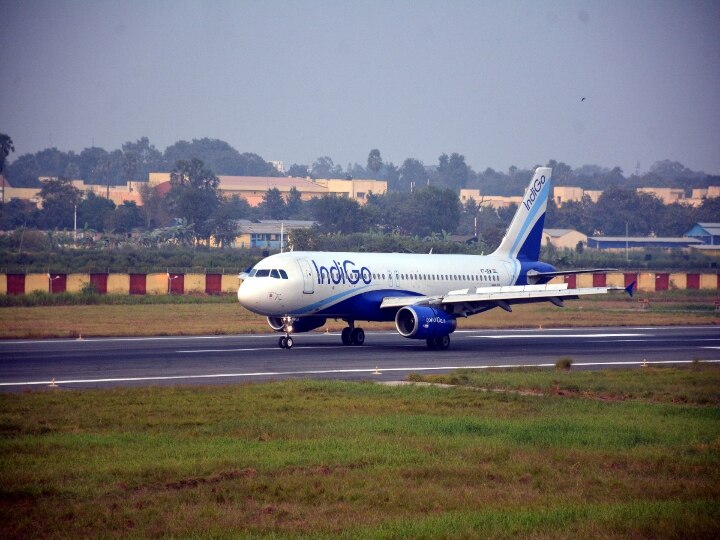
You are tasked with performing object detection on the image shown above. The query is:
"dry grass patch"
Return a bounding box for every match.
[0,290,717,339]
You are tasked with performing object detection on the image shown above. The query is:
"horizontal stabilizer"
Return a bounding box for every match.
[625,280,636,298]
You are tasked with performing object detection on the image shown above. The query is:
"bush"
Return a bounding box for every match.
[555,357,574,370]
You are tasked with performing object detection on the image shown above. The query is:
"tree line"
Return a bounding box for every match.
[1,132,718,250]
[3,133,717,196]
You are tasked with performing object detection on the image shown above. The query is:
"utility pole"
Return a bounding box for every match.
[625,222,629,262]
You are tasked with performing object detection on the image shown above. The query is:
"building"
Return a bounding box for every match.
[459,189,522,208]
[231,219,315,249]
[553,186,602,206]
[685,223,720,246]
[148,173,386,206]
[313,178,385,204]
[542,229,588,250]
[637,187,686,205]
[588,236,703,251]
[0,176,42,206]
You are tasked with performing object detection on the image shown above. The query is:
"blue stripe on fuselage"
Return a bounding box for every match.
[305,288,421,321]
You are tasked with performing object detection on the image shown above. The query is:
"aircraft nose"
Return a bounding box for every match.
[237,281,255,309]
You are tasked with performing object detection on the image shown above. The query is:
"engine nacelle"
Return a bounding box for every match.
[266,316,326,333]
[266,316,285,332]
[395,305,456,340]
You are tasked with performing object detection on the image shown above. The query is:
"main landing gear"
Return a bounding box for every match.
[340,321,365,346]
[426,335,450,350]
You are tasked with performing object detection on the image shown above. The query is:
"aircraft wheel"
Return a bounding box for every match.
[351,327,365,346]
[285,336,293,349]
[341,327,352,346]
[426,337,438,350]
[437,335,450,350]
[278,336,287,348]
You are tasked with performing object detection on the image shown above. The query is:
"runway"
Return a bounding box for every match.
[0,326,718,391]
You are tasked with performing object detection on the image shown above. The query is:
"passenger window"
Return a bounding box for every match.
[256,269,270,277]
[279,269,288,279]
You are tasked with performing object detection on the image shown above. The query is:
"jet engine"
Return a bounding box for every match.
[395,305,456,340]
[266,316,326,333]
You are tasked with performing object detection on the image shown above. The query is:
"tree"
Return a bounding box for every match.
[0,199,39,229]
[0,133,15,173]
[77,192,115,231]
[435,152,469,191]
[287,163,310,177]
[260,188,287,219]
[313,196,367,234]
[407,186,461,237]
[367,149,383,177]
[398,158,428,192]
[105,201,144,233]
[208,201,239,248]
[311,156,342,179]
[546,160,574,184]
[122,137,164,183]
[38,177,83,229]
[167,159,221,242]
[286,187,304,218]
[139,182,171,228]
[163,138,279,176]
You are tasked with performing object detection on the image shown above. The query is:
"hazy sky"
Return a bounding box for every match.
[2,0,719,175]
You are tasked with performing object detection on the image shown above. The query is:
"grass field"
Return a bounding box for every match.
[1,366,719,538]
[0,290,717,339]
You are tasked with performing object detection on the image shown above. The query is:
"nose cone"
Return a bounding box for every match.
[237,280,258,312]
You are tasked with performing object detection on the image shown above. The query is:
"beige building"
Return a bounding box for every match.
[313,178,386,204]
[542,228,588,250]
[552,186,602,206]
[1,176,43,206]
[459,189,522,208]
[637,187,686,205]
[148,173,386,206]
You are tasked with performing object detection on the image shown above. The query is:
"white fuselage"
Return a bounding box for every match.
[237,250,518,320]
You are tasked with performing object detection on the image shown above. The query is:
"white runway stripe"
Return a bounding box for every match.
[2,359,718,388]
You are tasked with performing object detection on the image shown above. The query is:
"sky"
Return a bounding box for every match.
[2,0,719,176]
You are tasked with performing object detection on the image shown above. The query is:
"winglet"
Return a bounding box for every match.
[625,281,636,298]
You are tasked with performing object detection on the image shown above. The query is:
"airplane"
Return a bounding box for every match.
[237,167,634,349]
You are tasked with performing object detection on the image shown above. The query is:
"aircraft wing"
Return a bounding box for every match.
[525,268,617,284]
[380,282,633,316]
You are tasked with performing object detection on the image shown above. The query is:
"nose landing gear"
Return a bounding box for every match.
[278,316,295,349]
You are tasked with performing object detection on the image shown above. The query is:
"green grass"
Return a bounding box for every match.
[410,363,720,405]
[1,368,719,538]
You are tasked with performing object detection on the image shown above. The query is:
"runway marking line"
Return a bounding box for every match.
[2,359,719,388]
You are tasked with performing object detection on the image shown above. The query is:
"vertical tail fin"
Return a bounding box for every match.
[492,167,552,261]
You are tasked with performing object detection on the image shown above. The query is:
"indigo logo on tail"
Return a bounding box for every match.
[523,175,546,211]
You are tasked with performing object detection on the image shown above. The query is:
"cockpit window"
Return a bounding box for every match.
[270,269,280,279]
[255,269,270,277]
[279,269,288,279]
[248,269,257,277]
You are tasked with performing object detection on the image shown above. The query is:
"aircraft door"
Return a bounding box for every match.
[297,259,314,294]
[393,270,400,288]
[388,270,395,288]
